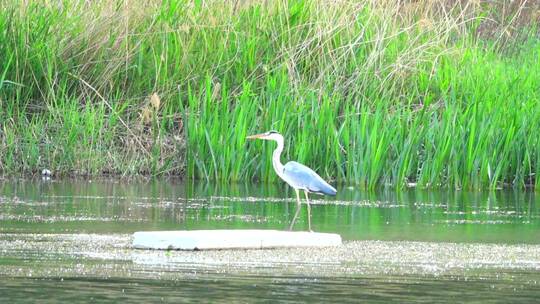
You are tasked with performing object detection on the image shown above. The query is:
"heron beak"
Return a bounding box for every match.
[246,133,266,140]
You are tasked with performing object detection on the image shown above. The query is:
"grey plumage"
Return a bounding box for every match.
[283,161,337,196]
[246,131,337,231]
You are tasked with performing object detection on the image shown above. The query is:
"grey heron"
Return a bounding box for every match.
[247,130,337,231]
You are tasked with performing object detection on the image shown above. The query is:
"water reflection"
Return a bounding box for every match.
[188,182,539,243]
[0,179,537,243]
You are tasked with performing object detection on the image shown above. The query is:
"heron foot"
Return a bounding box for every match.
[288,221,296,231]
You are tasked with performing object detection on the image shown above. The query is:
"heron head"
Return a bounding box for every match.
[246,130,282,141]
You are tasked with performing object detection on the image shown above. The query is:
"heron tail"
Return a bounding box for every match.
[314,182,337,196]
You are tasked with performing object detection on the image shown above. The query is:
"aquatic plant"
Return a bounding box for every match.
[184,0,540,189]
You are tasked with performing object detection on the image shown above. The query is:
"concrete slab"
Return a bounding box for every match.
[132,230,342,250]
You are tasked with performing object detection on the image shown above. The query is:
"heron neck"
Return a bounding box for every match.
[272,137,285,177]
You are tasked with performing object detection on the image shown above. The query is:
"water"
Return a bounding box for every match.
[1,179,539,302]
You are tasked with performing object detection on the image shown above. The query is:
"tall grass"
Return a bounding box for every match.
[1,0,539,188]
[0,0,190,176]
[184,0,540,189]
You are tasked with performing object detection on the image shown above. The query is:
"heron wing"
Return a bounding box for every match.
[282,161,337,195]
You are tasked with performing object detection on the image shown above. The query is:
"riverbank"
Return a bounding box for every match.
[1,1,539,188]
[1,1,186,176]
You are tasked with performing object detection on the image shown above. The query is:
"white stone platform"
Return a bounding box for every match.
[132,230,342,250]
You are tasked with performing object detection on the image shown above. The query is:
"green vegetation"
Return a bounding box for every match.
[186,0,540,190]
[0,1,187,176]
[1,1,539,189]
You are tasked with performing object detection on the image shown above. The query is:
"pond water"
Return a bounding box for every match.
[0,179,539,302]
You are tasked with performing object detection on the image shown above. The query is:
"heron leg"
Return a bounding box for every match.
[289,189,302,231]
[304,191,312,232]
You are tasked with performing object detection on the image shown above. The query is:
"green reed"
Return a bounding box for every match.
[0,0,539,188]
[184,1,540,189]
